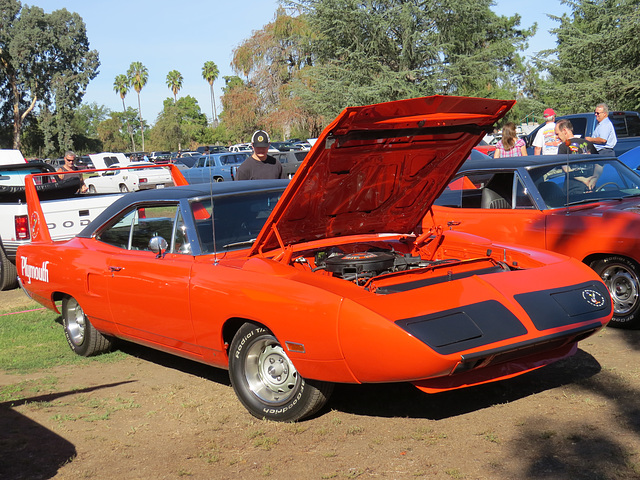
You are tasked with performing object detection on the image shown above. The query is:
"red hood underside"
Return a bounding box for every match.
[252,95,514,256]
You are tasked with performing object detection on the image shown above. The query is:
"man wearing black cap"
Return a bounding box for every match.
[236,130,284,180]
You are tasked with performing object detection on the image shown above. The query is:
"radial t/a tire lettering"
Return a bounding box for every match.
[229,322,333,422]
[590,256,640,329]
[62,296,113,356]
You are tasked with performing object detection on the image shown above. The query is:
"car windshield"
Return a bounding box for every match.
[191,190,283,253]
[528,158,640,208]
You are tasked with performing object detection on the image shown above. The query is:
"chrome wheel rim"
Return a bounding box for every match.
[601,264,639,315]
[244,337,300,405]
[66,301,86,346]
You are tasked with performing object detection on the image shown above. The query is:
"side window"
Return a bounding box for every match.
[171,210,191,254]
[97,208,137,249]
[435,172,494,209]
[96,204,180,252]
[514,174,535,209]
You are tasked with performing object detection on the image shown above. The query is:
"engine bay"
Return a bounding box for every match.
[290,240,513,293]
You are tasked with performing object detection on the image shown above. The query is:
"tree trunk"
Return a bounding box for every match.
[137,92,145,151]
[123,98,136,152]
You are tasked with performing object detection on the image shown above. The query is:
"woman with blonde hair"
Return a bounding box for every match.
[494,122,527,158]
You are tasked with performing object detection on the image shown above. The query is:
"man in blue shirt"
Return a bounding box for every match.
[586,103,617,155]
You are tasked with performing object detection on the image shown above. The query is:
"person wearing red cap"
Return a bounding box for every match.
[532,108,561,155]
[235,130,285,180]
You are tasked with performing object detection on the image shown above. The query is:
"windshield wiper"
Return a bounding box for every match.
[566,197,623,206]
[222,238,257,249]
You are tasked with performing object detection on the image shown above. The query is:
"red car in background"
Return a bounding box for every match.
[432,153,640,328]
[473,140,496,156]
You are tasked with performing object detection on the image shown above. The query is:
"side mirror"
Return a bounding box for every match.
[149,236,168,258]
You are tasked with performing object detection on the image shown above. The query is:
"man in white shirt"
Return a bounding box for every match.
[533,108,561,155]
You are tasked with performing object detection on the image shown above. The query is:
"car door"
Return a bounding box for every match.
[431,170,547,250]
[97,203,199,355]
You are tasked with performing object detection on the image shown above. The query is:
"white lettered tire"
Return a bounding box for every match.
[229,322,333,422]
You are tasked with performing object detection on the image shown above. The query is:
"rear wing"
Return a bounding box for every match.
[24,163,188,244]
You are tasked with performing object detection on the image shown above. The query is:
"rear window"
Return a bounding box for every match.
[611,113,640,138]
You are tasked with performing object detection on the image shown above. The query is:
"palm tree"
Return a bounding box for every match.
[202,61,219,126]
[127,61,149,151]
[113,74,136,151]
[166,70,183,104]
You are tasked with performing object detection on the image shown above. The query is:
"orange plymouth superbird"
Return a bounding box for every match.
[18,96,611,421]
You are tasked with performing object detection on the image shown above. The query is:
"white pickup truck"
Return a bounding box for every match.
[0,151,123,290]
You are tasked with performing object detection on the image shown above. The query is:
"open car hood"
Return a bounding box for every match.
[251,95,514,256]
[88,152,130,169]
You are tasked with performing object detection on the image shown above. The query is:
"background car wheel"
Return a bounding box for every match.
[229,322,333,422]
[119,184,129,192]
[62,296,113,356]
[590,256,640,328]
[0,246,18,291]
[88,185,96,193]
[214,177,224,183]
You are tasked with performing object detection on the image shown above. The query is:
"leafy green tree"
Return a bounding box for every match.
[97,108,142,152]
[72,103,109,139]
[113,73,136,150]
[127,61,148,151]
[148,96,208,151]
[0,0,99,152]
[166,70,183,104]
[231,7,320,139]
[97,113,131,153]
[219,76,260,142]
[202,61,220,125]
[540,0,640,112]
[289,0,535,120]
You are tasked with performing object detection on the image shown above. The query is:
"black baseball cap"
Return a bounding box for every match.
[252,130,270,148]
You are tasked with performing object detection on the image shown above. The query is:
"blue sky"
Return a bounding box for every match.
[37,0,570,123]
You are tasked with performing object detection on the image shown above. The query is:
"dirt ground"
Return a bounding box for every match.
[2,289,640,480]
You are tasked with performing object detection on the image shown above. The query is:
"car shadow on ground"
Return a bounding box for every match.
[0,382,134,480]
[115,340,232,386]
[327,349,602,420]
[112,337,600,422]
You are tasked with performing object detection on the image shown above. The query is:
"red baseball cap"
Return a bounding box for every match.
[543,108,556,117]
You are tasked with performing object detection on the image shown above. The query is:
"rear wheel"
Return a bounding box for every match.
[0,246,18,291]
[590,256,640,328]
[214,177,224,183]
[119,184,129,192]
[229,323,333,422]
[62,297,113,356]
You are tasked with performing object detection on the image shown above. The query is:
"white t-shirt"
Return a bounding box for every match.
[533,122,561,155]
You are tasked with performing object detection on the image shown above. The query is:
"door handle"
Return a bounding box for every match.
[109,266,123,277]
[447,221,461,230]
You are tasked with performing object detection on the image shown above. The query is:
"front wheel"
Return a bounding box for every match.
[62,297,113,356]
[229,323,333,422]
[590,256,640,328]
